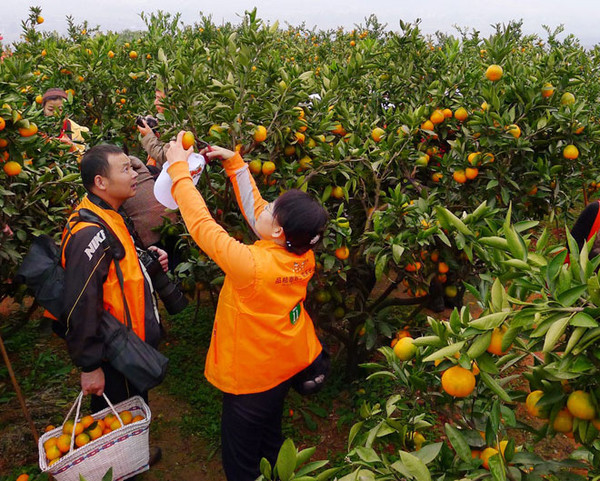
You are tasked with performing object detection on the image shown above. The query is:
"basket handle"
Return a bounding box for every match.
[62,391,125,455]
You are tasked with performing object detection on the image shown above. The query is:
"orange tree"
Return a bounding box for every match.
[260,203,600,480]
[5,8,600,377]
[0,48,83,303]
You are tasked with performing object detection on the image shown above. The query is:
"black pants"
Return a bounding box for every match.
[221,380,291,481]
[90,361,148,413]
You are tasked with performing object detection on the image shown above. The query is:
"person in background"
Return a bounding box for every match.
[570,200,600,257]
[129,88,180,268]
[165,132,329,481]
[138,89,170,168]
[42,88,89,158]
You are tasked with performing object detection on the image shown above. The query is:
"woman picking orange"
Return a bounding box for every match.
[165,131,329,480]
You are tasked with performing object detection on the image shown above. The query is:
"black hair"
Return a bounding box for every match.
[272,189,328,255]
[42,95,65,106]
[80,144,124,191]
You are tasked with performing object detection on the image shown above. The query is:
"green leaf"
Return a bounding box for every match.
[315,467,342,481]
[296,460,330,477]
[467,331,492,358]
[543,316,570,352]
[570,312,598,328]
[260,457,273,479]
[444,424,471,462]
[504,225,527,261]
[392,244,404,263]
[422,342,465,362]
[295,447,317,469]
[491,278,506,312]
[435,206,473,237]
[348,421,363,449]
[478,236,509,250]
[413,442,442,464]
[565,327,586,355]
[547,249,568,283]
[479,371,512,402]
[488,451,506,481]
[355,446,381,463]
[557,285,587,307]
[275,439,297,481]
[399,450,432,481]
[469,312,509,330]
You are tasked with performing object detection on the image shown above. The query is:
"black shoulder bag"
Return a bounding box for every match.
[16,208,168,393]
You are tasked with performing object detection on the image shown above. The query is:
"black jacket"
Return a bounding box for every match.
[60,194,161,372]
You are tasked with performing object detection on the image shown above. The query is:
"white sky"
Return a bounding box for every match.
[2,1,599,47]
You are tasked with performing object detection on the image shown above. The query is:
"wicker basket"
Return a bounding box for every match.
[38,392,151,481]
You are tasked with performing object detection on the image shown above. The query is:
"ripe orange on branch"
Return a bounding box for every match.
[485,64,503,81]
[335,246,350,260]
[453,170,467,183]
[3,161,22,176]
[454,107,468,122]
[553,409,574,433]
[480,447,499,470]
[430,109,445,124]
[371,127,385,142]
[262,161,276,176]
[393,336,416,361]
[506,124,521,138]
[567,390,596,420]
[253,125,267,142]
[563,144,579,160]
[181,131,195,150]
[541,82,555,98]
[441,365,476,397]
[487,325,511,355]
[560,92,575,106]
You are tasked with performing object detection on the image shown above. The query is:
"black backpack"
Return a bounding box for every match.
[15,208,124,334]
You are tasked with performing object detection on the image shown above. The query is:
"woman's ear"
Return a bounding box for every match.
[271,223,284,240]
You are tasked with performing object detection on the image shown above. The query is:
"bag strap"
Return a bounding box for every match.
[113,258,133,331]
[63,208,134,330]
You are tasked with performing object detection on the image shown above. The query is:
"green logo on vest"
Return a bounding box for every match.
[289,303,301,325]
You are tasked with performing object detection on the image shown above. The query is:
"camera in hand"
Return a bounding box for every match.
[138,249,188,314]
[135,115,159,134]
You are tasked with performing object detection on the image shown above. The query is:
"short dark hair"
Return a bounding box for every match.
[42,88,68,106]
[273,189,328,255]
[80,144,124,191]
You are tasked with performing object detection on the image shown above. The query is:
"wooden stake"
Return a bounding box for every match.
[0,331,39,445]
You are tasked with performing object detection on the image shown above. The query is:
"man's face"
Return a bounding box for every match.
[154,90,166,114]
[43,98,63,117]
[102,153,138,202]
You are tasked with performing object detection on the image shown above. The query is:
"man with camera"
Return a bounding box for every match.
[59,145,181,461]
[137,89,170,168]
[124,90,180,269]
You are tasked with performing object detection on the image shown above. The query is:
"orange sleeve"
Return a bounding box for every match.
[168,161,256,289]
[222,153,269,237]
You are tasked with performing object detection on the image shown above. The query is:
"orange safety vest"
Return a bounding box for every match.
[61,196,147,341]
[205,241,322,395]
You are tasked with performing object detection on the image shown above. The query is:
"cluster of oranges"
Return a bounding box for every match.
[43,410,145,465]
[526,388,599,436]
[453,152,495,184]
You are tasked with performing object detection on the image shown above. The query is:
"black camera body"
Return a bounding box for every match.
[138,249,188,315]
[135,115,159,134]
